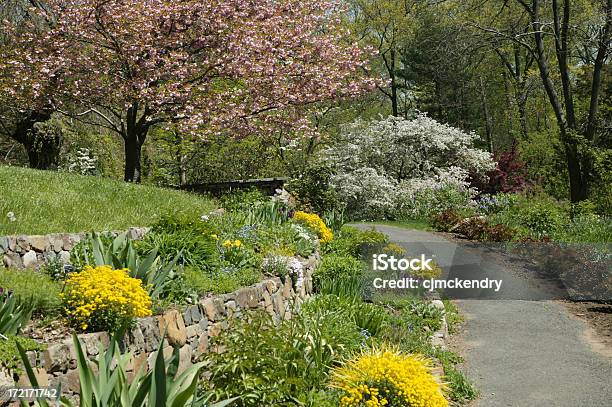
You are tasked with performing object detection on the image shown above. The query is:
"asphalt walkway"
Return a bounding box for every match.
[355,224,612,407]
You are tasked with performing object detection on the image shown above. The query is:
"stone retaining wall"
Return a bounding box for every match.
[0,228,149,269]
[3,254,317,402]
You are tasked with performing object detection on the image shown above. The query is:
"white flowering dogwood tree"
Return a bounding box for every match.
[326,114,495,219]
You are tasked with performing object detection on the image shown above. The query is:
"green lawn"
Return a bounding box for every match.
[0,166,216,235]
[359,218,433,231]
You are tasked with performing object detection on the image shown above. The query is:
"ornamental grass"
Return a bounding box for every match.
[331,345,448,407]
[61,265,152,333]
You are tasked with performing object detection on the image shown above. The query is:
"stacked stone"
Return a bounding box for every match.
[0,228,149,269]
[5,254,318,401]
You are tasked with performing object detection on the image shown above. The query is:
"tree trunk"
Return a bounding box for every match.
[124,134,143,183]
[479,77,494,153]
[516,92,529,139]
[123,103,149,183]
[25,134,62,169]
[175,131,188,186]
[9,110,61,170]
[528,0,586,201]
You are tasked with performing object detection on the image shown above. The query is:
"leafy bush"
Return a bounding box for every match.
[220,188,267,211]
[206,310,362,406]
[430,210,462,232]
[480,143,531,194]
[330,345,448,407]
[138,215,220,270]
[314,254,363,287]
[62,265,152,332]
[0,268,61,316]
[396,167,478,219]
[286,163,341,214]
[489,192,569,239]
[323,226,387,258]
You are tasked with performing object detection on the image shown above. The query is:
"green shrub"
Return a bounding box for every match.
[138,215,220,269]
[206,310,362,406]
[220,188,267,211]
[286,164,341,214]
[0,268,61,316]
[302,295,389,337]
[318,275,364,302]
[323,226,387,257]
[314,254,363,287]
[555,214,612,243]
[490,192,568,239]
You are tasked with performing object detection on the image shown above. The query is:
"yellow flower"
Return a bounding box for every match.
[331,345,448,407]
[62,265,152,333]
[293,211,334,243]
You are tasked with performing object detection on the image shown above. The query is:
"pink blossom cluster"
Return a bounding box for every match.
[1,0,378,137]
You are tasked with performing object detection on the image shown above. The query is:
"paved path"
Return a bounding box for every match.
[355,224,612,407]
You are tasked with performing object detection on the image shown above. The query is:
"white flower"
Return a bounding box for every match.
[6,212,16,222]
[324,113,494,219]
[200,215,209,221]
[272,188,292,204]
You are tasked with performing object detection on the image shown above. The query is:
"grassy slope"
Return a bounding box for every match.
[0,166,216,235]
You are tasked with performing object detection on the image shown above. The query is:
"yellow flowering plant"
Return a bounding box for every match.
[61,265,152,333]
[331,345,448,407]
[293,211,334,243]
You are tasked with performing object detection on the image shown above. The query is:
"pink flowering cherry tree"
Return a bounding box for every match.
[0,1,64,169]
[4,0,377,181]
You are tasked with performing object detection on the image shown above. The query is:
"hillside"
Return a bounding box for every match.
[0,166,216,235]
